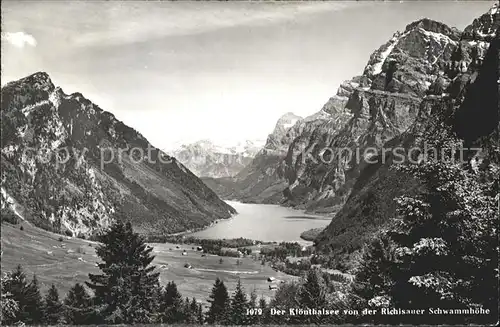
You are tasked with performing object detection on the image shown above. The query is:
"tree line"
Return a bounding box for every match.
[0,221,348,325]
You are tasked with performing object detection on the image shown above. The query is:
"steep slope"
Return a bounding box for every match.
[314,6,499,267]
[283,18,466,213]
[169,139,263,178]
[0,73,236,237]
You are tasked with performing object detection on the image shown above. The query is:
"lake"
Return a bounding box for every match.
[189,201,332,244]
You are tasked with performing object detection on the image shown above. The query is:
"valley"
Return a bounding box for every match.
[1,222,298,304]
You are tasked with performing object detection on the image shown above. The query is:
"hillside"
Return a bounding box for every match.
[0,73,236,237]
[314,6,499,267]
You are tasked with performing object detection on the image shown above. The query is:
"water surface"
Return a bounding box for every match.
[190,201,332,244]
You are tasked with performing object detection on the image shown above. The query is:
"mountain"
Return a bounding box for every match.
[204,16,470,210]
[313,5,499,267]
[202,112,309,203]
[168,139,264,178]
[0,73,236,237]
[202,4,499,267]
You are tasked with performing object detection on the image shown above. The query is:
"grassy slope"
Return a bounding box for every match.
[1,222,297,305]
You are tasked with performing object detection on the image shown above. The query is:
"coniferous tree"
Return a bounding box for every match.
[298,268,328,324]
[181,297,194,323]
[86,221,160,324]
[43,284,63,324]
[258,296,269,325]
[352,234,395,305]
[230,279,248,325]
[247,289,258,325]
[4,267,44,325]
[197,302,204,324]
[64,283,93,325]
[269,281,301,324]
[187,297,198,324]
[206,278,230,325]
[158,281,184,323]
[25,275,43,324]
[0,272,19,324]
[354,132,499,324]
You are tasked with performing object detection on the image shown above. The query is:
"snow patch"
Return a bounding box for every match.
[419,28,455,45]
[283,119,298,130]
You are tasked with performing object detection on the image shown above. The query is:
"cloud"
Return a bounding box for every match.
[71,2,353,47]
[1,31,37,48]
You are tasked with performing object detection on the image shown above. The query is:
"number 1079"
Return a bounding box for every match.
[246,308,263,315]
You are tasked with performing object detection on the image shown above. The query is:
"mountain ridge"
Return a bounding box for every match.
[1,72,236,237]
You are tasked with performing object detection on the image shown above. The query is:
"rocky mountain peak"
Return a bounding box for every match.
[1,71,56,113]
[463,2,500,42]
[263,112,303,153]
[404,18,461,41]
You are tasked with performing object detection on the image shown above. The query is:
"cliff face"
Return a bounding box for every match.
[314,6,499,266]
[282,18,469,212]
[0,73,236,237]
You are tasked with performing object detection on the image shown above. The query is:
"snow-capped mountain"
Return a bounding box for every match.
[169,139,264,178]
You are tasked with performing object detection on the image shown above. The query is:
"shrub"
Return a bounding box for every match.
[0,208,18,225]
[19,225,24,231]
[58,236,64,242]
[64,230,73,237]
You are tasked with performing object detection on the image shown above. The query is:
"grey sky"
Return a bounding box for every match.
[1,1,493,149]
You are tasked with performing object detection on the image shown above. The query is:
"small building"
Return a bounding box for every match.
[267,277,275,282]
[197,246,203,251]
[269,285,278,290]
[184,263,192,269]
[182,251,187,256]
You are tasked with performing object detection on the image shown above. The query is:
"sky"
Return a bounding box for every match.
[1,1,493,150]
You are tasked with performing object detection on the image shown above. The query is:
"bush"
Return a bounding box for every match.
[20,225,24,231]
[58,236,64,242]
[64,230,73,237]
[1,208,18,225]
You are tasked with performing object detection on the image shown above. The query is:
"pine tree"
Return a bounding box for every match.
[187,297,198,324]
[352,234,395,305]
[247,289,258,325]
[206,278,230,325]
[197,302,204,324]
[0,272,19,324]
[269,281,301,324]
[43,284,63,324]
[86,221,160,324]
[230,279,248,325]
[64,283,93,325]
[298,268,328,324]
[158,281,184,323]
[258,296,269,325]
